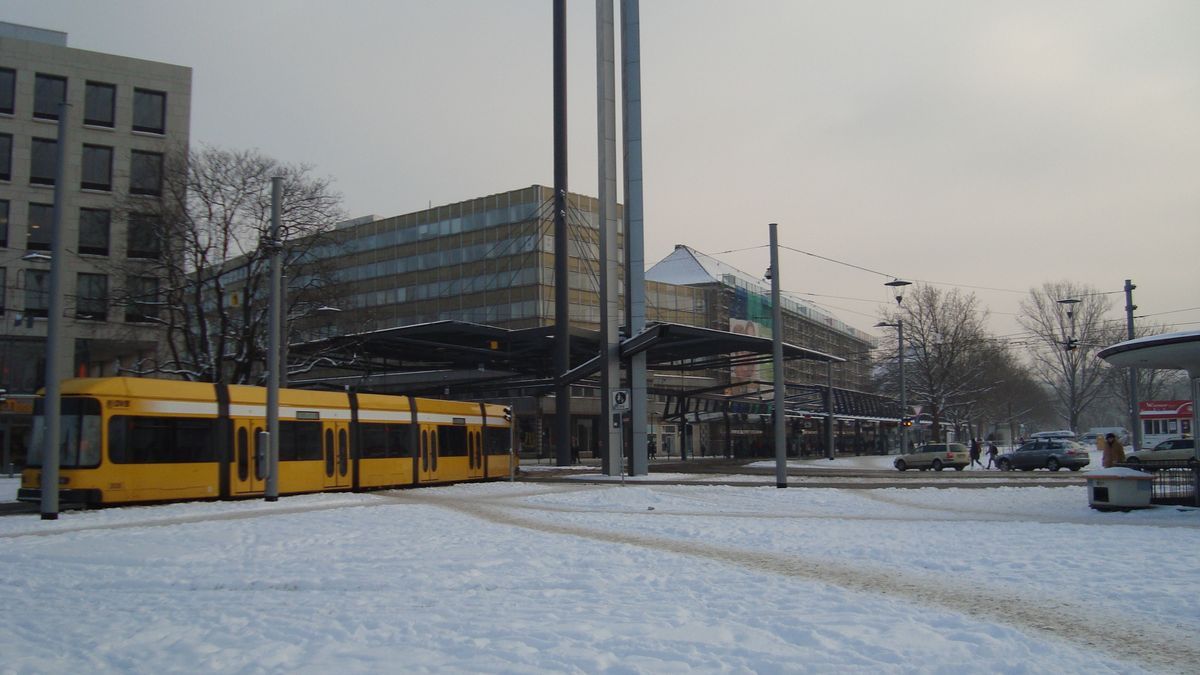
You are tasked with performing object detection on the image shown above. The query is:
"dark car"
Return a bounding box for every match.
[997,439,1090,472]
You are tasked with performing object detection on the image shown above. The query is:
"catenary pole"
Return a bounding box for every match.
[898,318,907,454]
[1124,279,1139,449]
[265,176,283,501]
[552,0,572,467]
[597,0,622,476]
[770,224,787,487]
[40,101,71,520]
[621,0,648,477]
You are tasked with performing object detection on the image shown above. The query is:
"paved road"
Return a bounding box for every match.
[520,456,1087,489]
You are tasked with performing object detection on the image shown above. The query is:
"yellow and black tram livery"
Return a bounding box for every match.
[19,377,514,506]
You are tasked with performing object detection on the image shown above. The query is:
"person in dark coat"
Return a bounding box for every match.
[969,438,984,468]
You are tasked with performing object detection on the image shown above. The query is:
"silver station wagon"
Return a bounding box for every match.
[894,443,970,472]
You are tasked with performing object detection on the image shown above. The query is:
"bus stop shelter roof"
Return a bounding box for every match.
[1098,330,1200,378]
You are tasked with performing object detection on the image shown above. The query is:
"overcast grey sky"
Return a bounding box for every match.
[10,1,1198,339]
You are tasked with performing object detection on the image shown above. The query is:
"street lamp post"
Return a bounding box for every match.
[876,319,907,454]
[879,278,912,454]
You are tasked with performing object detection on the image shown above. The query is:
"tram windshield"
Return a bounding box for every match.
[28,397,103,468]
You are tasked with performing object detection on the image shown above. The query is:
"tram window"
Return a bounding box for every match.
[437,426,468,457]
[387,423,413,457]
[484,428,511,455]
[109,416,216,463]
[237,428,249,480]
[29,397,102,468]
[324,428,335,476]
[359,423,388,459]
[359,423,413,458]
[279,421,322,461]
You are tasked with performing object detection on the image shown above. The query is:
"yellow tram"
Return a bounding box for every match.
[18,377,514,506]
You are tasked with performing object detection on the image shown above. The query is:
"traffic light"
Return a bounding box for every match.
[901,417,913,427]
[1064,338,1078,352]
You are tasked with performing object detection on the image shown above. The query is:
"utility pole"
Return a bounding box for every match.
[597,0,622,476]
[552,0,572,467]
[769,224,786,487]
[621,0,648,477]
[265,176,283,502]
[1125,279,1140,449]
[40,101,71,520]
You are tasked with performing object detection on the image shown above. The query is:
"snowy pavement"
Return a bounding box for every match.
[2,479,1197,673]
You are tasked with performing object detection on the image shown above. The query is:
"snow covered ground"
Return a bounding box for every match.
[2,478,1197,673]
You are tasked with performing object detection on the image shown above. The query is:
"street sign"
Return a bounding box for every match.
[611,389,630,412]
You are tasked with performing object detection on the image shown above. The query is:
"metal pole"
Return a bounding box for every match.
[265,176,283,501]
[40,101,70,520]
[621,0,649,477]
[769,224,786,487]
[597,0,622,476]
[1124,279,1139,449]
[899,318,907,454]
[279,273,288,388]
[826,361,835,460]
[552,0,572,467]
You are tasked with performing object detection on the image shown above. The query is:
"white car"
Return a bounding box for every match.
[1124,438,1196,464]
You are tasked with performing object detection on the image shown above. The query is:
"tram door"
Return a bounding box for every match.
[467,428,485,480]
[419,425,441,483]
[232,420,265,494]
[322,422,351,489]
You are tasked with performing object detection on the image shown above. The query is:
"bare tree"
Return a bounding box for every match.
[970,341,1055,442]
[112,146,345,384]
[1017,281,1113,431]
[876,284,991,441]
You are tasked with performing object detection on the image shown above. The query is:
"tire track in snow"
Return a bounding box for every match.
[387,489,1200,673]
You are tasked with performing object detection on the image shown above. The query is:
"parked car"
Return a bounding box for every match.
[1031,430,1076,441]
[1125,438,1196,464]
[996,439,1090,471]
[894,443,970,472]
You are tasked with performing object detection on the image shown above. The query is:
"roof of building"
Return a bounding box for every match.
[646,244,874,344]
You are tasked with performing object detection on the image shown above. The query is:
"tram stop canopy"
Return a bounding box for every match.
[287,320,843,395]
[1099,329,1200,464]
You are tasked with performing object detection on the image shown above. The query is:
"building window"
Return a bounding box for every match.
[34,74,67,120]
[0,267,5,315]
[0,133,11,181]
[125,275,159,322]
[30,137,57,185]
[76,273,109,321]
[130,150,163,195]
[79,208,111,256]
[0,199,8,248]
[127,213,160,259]
[133,88,166,134]
[27,203,54,250]
[84,81,116,127]
[25,269,48,317]
[81,144,113,191]
[0,68,14,115]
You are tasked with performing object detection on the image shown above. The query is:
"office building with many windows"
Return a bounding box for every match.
[293,185,876,458]
[0,23,191,466]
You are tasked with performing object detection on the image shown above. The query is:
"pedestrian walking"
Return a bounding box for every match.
[986,440,999,469]
[969,438,984,468]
